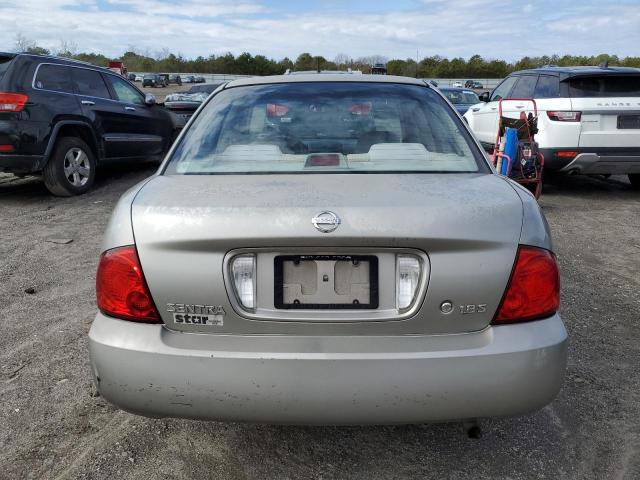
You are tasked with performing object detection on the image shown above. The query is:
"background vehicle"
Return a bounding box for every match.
[134,74,143,82]
[168,74,182,86]
[465,80,484,89]
[452,81,463,87]
[183,75,195,83]
[183,83,221,94]
[127,73,136,81]
[439,87,481,115]
[194,75,206,83]
[0,52,176,195]
[89,74,566,425]
[464,65,640,188]
[142,74,167,87]
[164,83,223,128]
[159,73,171,86]
[371,63,387,75]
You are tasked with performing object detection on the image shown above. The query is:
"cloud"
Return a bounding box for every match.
[0,0,638,61]
[105,0,267,17]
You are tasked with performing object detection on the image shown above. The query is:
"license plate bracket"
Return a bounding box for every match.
[274,255,379,309]
[617,114,640,129]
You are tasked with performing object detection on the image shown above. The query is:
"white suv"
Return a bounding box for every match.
[464,66,640,189]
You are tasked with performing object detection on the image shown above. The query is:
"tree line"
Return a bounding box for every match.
[12,36,640,78]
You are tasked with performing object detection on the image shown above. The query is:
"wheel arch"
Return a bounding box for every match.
[44,121,101,166]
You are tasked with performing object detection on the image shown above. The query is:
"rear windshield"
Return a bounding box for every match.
[165,82,485,175]
[0,56,14,82]
[442,90,479,105]
[568,75,640,97]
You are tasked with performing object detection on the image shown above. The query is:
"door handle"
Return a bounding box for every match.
[472,108,480,112]
[81,100,95,106]
[124,106,136,112]
[515,105,525,109]
[490,107,497,110]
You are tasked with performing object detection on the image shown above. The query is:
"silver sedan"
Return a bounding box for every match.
[89,74,567,424]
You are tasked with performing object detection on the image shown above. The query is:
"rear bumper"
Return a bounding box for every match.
[88,313,568,424]
[560,153,640,175]
[541,148,640,174]
[0,154,44,173]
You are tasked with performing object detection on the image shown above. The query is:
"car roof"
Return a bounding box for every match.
[5,51,115,72]
[225,73,429,89]
[513,65,640,78]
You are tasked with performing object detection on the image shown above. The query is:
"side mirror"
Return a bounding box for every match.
[478,91,490,102]
[145,94,156,106]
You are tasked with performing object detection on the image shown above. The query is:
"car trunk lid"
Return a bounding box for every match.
[132,173,524,335]
[567,74,640,148]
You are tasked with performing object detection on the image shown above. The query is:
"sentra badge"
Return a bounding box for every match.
[166,303,225,326]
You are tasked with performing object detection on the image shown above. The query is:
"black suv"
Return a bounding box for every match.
[142,74,167,88]
[0,53,176,195]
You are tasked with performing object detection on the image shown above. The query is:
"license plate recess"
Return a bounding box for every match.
[617,114,640,129]
[274,255,379,309]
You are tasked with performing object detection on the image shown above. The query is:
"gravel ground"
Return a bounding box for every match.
[0,169,639,479]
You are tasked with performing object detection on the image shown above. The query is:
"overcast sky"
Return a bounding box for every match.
[1,0,639,61]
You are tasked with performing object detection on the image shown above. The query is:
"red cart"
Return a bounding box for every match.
[488,98,544,199]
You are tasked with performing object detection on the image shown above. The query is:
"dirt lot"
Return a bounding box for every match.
[0,169,639,479]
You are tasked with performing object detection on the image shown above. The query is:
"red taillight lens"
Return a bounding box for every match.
[547,111,581,122]
[349,103,372,115]
[0,92,28,112]
[0,144,15,153]
[556,151,578,158]
[96,246,161,323]
[493,246,560,325]
[305,153,340,166]
[266,103,289,117]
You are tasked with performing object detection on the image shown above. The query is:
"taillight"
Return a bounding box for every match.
[493,246,560,325]
[556,151,578,159]
[547,111,581,122]
[0,92,28,112]
[266,103,289,117]
[349,103,372,115]
[0,144,15,153]
[305,154,340,167]
[96,246,161,323]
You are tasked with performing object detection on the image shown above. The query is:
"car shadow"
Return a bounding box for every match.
[178,406,573,479]
[542,173,637,197]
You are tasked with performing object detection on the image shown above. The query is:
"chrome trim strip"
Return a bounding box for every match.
[103,135,162,143]
[222,247,430,323]
[31,62,145,107]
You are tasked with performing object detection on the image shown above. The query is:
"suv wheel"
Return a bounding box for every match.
[629,174,640,190]
[43,137,96,196]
